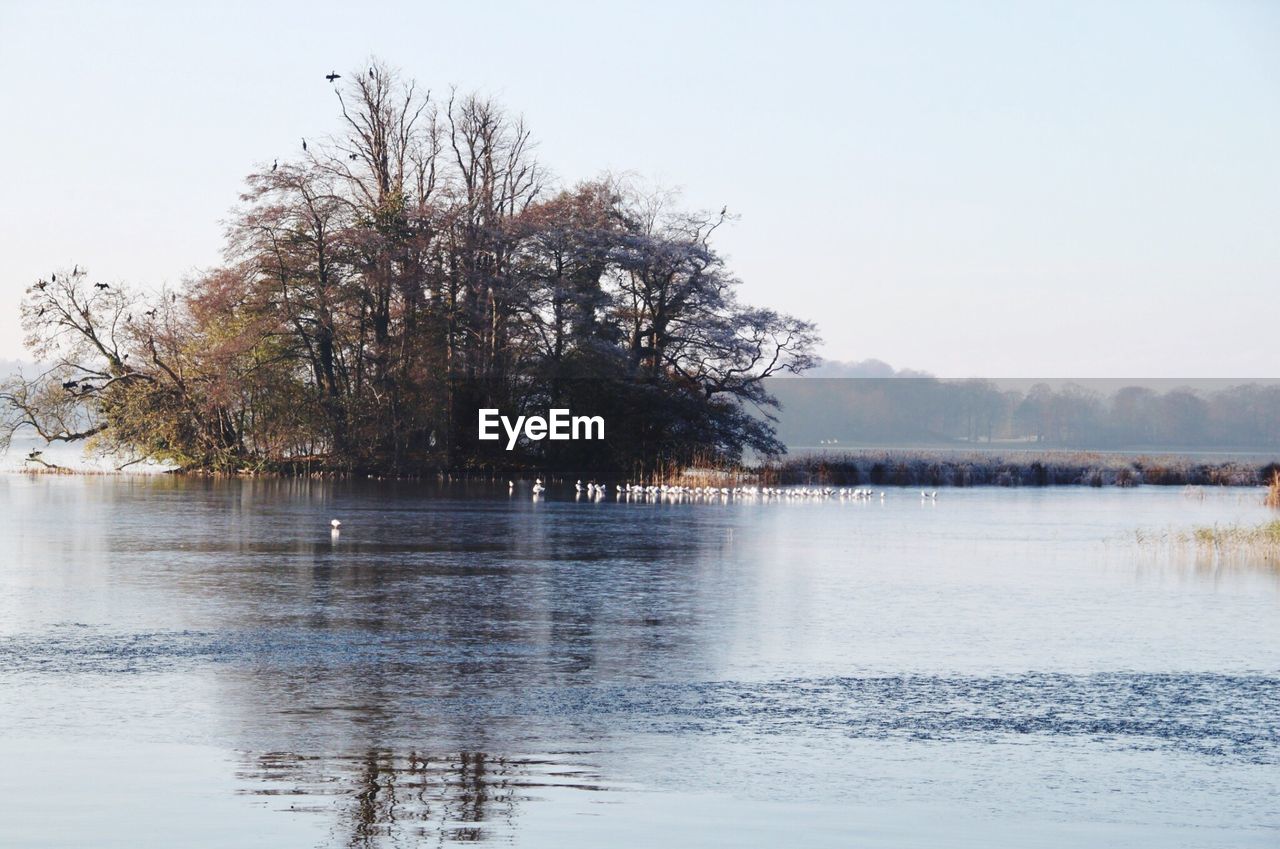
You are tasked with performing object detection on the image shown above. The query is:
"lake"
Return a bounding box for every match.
[1,475,1277,848]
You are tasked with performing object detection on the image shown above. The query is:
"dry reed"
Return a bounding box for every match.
[1136,521,1280,569]
[766,449,1278,488]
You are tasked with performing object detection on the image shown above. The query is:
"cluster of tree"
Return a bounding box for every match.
[771,378,1280,450]
[1,63,817,474]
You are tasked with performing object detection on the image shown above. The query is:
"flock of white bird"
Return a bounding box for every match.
[331,481,939,531]
[509,478,941,502]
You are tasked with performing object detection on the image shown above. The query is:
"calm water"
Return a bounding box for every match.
[1,475,1277,848]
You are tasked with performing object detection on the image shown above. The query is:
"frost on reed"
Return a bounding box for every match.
[764,450,1279,488]
[1135,522,1280,570]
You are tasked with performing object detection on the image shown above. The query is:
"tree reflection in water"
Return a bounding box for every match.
[238,749,609,846]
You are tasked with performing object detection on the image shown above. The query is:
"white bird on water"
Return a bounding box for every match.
[330,518,342,530]
[532,478,545,495]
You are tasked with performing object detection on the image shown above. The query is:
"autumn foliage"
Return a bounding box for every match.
[2,62,817,474]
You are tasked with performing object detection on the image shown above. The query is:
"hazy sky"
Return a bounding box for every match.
[1,0,1276,376]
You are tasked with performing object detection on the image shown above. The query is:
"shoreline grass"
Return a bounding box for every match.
[6,448,1280,490]
[1136,521,1280,569]
[752,449,1279,489]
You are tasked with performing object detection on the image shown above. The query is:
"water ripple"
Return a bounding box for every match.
[3,628,1274,763]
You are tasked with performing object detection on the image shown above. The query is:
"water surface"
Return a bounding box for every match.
[1,476,1277,847]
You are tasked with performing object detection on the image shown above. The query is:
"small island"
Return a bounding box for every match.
[0,62,816,477]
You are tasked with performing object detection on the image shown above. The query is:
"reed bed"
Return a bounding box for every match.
[1267,471,1280,508]
[1136,521,1280,570]
[760,450,1279,488]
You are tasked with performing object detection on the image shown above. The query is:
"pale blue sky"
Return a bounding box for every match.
[1,0,1276,375]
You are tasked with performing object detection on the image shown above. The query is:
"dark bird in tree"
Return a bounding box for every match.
[73,265,79,274]
[2,63,821,478]
[35,280,47,290]
[27,450,42,459]
[720,205,727,216]
[51,273,56,282]
[302,138,307,152]
[144,309,157,317]
[272,159,278,172]
[326,71,340,82]
[95,283,109,290]
[62,380,78,390]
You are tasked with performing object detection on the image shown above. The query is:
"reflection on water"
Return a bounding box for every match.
[1,475,1279,847]
[239,750,608,846]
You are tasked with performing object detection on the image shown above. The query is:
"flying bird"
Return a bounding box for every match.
[325,71,341,82]
[94,283,109,290]
[349,152,358,160]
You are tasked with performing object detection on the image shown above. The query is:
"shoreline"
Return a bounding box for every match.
[3,447,1278,490]
[761,448,1280,489]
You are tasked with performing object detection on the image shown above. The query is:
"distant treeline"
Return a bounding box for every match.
[769,379,1280,451]
[0,61,815,475]
[768,449,1280,488]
